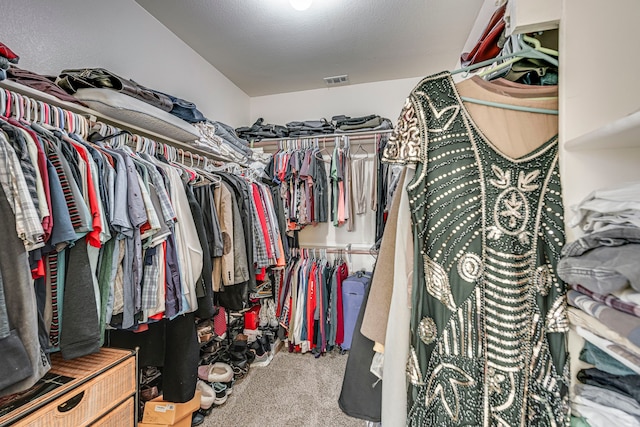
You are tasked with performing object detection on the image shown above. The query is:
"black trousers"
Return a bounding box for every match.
[106,312,198,403]
[338,270,382,422]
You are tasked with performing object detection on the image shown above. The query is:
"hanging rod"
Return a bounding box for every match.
[0,79,242,165]
[251,129,393,148]
[296,244,378,255]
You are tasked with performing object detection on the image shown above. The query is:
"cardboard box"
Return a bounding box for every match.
[139,417,190,427]
[141,390,200,426]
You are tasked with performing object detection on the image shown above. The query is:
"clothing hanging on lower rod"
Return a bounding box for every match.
[277,248,350,355]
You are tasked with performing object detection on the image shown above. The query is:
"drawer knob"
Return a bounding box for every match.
[57,391,85,412]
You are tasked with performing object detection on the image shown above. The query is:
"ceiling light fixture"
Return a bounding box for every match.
[290,0,313,11]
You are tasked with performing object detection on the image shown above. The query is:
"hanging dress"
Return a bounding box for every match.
[383,72,569,427]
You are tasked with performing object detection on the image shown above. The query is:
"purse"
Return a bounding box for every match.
[460,4,506,66]
[56,68,173,112]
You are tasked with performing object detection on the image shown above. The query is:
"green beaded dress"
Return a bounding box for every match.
[383,72,569,427]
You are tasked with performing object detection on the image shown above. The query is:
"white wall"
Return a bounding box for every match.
[249,77,423,126]
[560,0,640,387]
[1,0,250,127]
[559,0,640,217]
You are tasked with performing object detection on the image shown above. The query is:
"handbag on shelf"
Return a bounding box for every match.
[56,68,174,112]
[460,3,507,66]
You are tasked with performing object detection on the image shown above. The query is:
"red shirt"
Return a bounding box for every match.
[69,138,102,248]
[306,263,317,345]
[336,262,349,345]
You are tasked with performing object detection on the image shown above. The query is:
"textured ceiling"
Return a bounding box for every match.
[136,0,483,97]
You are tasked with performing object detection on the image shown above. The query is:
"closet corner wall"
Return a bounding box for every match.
[559,0,640,232]
[559,0,640,388]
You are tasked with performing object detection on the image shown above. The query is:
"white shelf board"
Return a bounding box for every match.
[0,80,196,144]
[0,79,244,165]
[565,109,640,151]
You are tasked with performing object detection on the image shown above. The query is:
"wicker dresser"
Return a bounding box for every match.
[0,348,137,427]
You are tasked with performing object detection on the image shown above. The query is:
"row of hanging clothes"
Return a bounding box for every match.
[0,86,286,401]
[276,248,351,355]
[265,138,330,231]
[262,132,397,238]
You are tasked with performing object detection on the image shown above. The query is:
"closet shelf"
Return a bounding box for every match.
[0,79,233,165]
[564,109,640,151]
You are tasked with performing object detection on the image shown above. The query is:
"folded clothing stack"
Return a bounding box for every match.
[331,114,393,133]
[6,66,87,106]
[558,180,640,426]
[233,113,392,142]
[55,67,206,123]
[194,121,255,164]
[286,118,335,137]
[208,121,253,155]
[235,118,288,142]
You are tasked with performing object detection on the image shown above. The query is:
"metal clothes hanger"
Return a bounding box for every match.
[458,96,558,115]
[354,140,369,157]
[0,89,6,117]
[315,137,330,163]
[477,34,558,78]
[452,34,558,76]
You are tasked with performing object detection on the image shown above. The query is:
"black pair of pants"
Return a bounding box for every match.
[106,312,198,403]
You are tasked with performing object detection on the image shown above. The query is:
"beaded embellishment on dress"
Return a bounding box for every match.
[385,72,569,427]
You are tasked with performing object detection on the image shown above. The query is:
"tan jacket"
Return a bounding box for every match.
[212,183,234,290]
[360,168,407,345]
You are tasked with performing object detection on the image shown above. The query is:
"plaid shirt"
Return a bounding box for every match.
[0,123,40,218]
[573,284,640,318]
[141,245,161,311]
[252,198,269,268]
[260,185,282,262]
[140,153,176,225]
[0,132,44,250]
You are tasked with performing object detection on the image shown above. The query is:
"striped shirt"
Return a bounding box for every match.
[0,132,44,249]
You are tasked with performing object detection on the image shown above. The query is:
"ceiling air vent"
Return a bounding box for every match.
[323,74,349,86]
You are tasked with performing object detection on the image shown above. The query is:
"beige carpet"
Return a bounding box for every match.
[202,349,364,427]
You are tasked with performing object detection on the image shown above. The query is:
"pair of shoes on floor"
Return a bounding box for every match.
[192,411,205,426]
[243,327,260,343]
[139,385,159,402]
[197,362,234,383]
[231,362,249,383]
[249,336,273,367]
[258,298,278,329]
[229,333,259,366]
[140,366,161,386]
[197,320,214,344]
[197,379,229,410]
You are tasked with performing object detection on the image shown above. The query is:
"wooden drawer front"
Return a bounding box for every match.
[13,356,135,427]
[90,397,134,427]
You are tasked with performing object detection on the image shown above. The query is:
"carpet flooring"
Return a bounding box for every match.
[201,349,363,426]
